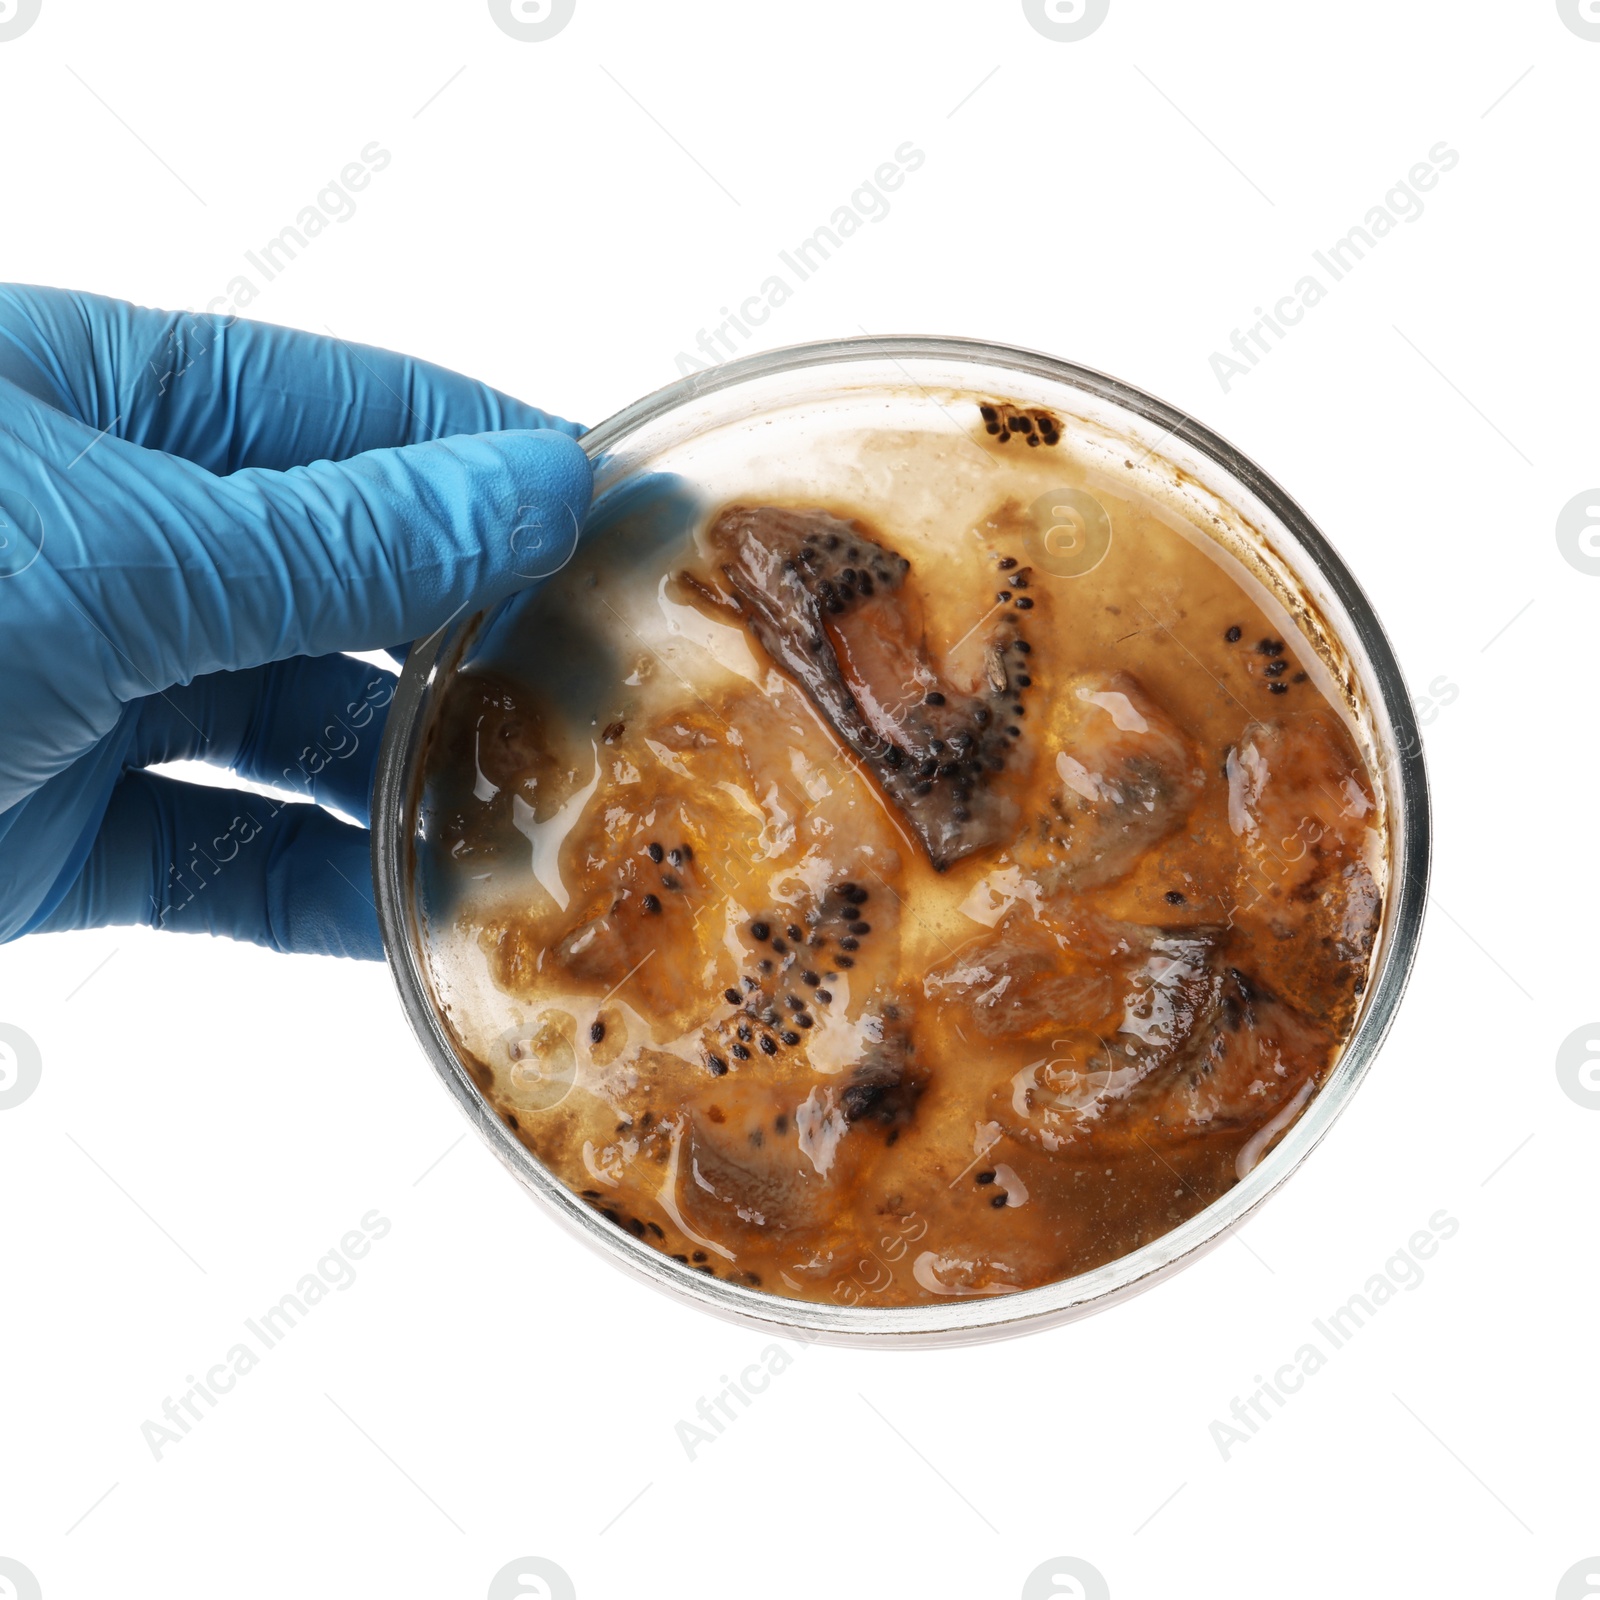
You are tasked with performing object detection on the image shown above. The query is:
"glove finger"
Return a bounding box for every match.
[129,653,398,825]
[11,420,592,692]
[0,284,581,470]
[32,769,383,959]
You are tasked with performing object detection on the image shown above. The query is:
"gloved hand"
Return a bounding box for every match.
[0,286,593,959]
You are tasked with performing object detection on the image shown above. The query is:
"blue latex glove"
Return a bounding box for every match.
[0,286,593,959]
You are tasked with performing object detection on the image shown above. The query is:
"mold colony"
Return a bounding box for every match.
[416,405,1385,1307]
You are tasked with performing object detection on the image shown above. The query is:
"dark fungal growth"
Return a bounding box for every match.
[702,505,1030,870]
[700,881,886,1068]
[980,400,1062,446]
[839,1021,924,1130]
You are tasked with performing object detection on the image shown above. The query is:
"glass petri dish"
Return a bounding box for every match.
[371,336,1430,1347]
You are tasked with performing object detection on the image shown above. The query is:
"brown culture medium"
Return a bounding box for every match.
[426,473,1384,1307]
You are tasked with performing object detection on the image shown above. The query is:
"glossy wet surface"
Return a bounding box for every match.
[414,417,1384,1307]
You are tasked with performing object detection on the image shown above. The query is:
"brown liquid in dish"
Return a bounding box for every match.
[421,421,1384,1307]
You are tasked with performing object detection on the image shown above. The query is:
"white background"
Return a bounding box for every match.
[0,2,1594,1597]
